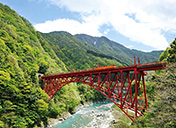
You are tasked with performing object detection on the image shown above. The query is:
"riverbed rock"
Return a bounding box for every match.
[71,124,76,128]
[61,112,72,120]
[58,118,64,121]
[112,119,117,124]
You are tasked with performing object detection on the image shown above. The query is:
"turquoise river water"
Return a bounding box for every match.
[53,103,113,128]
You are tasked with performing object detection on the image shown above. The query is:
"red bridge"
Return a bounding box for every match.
[41,57,167,122]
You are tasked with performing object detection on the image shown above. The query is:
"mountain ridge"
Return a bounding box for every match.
[75,33,163,65]
[40,31,123,70]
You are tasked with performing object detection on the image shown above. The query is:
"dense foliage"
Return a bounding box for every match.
[133,38,176,128]
[167,38,176,63]
[0,4,78,127]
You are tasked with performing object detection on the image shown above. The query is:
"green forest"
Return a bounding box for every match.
[0,3,175,128]
[133,39,176,128]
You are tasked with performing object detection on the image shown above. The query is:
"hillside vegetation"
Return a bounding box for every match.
[133,38,176,128]
[75,34,163,65]
[0,3,70,127]
[41,31,123,70]
[0,4,82,127]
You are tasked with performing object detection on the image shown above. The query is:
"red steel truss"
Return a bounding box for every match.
[41,57,167,122]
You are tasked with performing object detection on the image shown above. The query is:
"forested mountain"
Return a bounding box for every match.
[75,34,163,65]
[41,31,123,70]
[0,3,72,127]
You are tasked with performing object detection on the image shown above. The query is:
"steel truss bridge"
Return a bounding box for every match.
[41,57,167,122]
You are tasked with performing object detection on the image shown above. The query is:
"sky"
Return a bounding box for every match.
[0,0,176,52]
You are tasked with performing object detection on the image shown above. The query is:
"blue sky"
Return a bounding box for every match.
[1,0,176,51]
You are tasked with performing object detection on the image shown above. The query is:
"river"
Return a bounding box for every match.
[52,103,116,128]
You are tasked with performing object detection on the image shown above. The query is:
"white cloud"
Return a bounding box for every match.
[34,0,176,50]
[34,18,102,36]
[46,0,100,13]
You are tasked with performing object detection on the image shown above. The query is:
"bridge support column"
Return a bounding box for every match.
[142,73,148,110]
[134,68,138,118]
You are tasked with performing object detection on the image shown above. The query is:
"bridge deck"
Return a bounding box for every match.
[41,62,167,79]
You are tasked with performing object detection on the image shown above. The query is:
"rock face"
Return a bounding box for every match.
[46,112,72,128]
[61,112,72,120]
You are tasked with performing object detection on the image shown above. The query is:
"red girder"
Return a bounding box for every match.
[41,59,167,122]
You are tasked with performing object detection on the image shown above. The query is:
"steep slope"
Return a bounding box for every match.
[133,38,176,128]
[75,34,163,65]
[0,4,80,127]
[41,31,123,70]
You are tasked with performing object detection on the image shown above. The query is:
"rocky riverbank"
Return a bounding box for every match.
[83,103,117,128]
[44,102,132,128]
[79,103,132,128]
[44,112,72,128]
[44,102,93,128]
